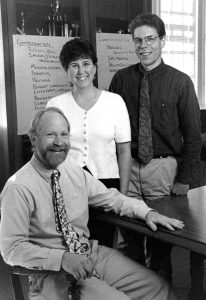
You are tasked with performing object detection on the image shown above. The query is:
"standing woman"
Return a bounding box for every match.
[46,38,131,246]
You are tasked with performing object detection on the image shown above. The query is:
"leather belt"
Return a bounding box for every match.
[153,155,170,159]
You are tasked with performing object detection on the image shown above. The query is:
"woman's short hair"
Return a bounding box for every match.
[28,107,70,144]
[59,38,98,72]
[129,13,166,38]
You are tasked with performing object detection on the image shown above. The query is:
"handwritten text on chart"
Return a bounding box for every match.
[97,33,138,89]
[21,43,69,111]
[13,35,72,134]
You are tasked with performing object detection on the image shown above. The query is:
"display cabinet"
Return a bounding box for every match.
[14,0,152,36]
[16,0,80,36]
[96,0,151,34]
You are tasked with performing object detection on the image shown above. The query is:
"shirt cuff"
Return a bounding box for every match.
[44,249,66,271]
[119,197,153,220]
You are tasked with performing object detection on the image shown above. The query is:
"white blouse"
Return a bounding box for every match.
[46,90,131,179]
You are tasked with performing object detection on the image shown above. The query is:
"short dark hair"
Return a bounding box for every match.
[59,38,98,72]
[129,13,166,39]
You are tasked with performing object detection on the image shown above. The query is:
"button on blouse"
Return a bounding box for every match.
[47,90,131,179]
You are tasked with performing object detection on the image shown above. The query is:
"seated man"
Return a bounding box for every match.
[0,107,184,300]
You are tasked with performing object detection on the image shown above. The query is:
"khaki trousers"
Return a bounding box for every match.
[30,245,177,300]
[122,156,177,279]
[128,156,177,200]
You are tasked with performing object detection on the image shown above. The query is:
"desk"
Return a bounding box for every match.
[96,186,206,255]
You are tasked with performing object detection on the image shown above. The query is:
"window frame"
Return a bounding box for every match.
[152,0,206,108]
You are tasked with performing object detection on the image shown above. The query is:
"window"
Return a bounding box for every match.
[152,0,206,108]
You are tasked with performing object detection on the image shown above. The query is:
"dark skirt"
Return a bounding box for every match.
[83,165,120,247]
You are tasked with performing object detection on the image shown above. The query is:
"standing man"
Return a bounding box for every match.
[109,13,202,299]
[0,107,184,300]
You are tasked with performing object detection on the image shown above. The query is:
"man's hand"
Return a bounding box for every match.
[146,210,184,232]
[61,252,95,280]
[171,182,189,195]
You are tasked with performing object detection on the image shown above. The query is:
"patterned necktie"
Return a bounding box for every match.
[51,169,99,278]
[138,73,153,164]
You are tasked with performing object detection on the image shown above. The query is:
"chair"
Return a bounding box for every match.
[8,264,76,300]
[0,216,75,299]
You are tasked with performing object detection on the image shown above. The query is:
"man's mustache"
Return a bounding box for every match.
[49,146,69,152]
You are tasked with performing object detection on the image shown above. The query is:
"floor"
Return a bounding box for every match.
[1,161,206,299]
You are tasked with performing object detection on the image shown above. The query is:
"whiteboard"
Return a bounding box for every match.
[13,35,73,135]
[96,33,138,90]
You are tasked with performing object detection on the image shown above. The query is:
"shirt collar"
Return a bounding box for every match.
[30,154,56,183]
[137,59,164,76]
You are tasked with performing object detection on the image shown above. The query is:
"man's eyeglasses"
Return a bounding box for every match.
[133,36,161,47]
